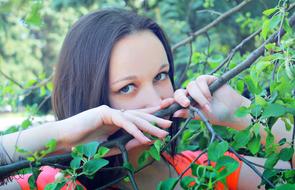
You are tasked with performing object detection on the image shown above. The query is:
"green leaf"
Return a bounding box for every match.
[261,19,270,40]
[138,150,150,168]
[263,8,278,16]
[232,130,251,149]
[275,184,295,190]
[28,175,37,190]
[16,146,32,155]
[208,141,229,162]
[157,178,178,190]
[21,119,32,129]
[216,156,239,179]
[247,134,261,155]
[265,130,276,155]
[264,153,279,169]
[83,159,109,176]
[250,104,262,118]
[191,164,207,177]
[70,157,81,170]
[94,146,110,158]
[279,147,294,161]
[180,176,195,188]
[244,75,261,94]
[269,15,281,30]
[149,145,161,161]
[25,1,43,27]
[234,106,250,118]
[45,183,58,190]
[148,139,163,161]
[255,95,267,106]
[236,80,244,93]
[278,138,287,146]
[75,185,84,190]
[45,182,65,190]
[283,19,293,34]
[83,141,99,158]
[282,117,292,131]
[261,103,287,119]
[41,139,57,156]
[154,140,164,152]
[252,123,260,136]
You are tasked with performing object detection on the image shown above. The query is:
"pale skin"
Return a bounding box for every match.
[1,30,293,189]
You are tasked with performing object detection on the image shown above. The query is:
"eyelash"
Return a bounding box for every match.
[154,71,169,82]
[118,71,169,95]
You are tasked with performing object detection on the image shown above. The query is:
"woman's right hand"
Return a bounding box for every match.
[59,105,172,153]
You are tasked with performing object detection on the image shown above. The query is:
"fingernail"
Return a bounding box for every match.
[145,137,152,143]
[166,120,172,125]
[147,140,154,145]
[184,99,190,106]
[205,104,212,113]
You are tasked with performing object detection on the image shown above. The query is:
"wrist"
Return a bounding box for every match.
[53,119,72,152]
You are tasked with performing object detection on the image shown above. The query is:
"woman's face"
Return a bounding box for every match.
[109,30,174,110]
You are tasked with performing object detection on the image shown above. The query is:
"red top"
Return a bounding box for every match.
[162,150,242,190]
[15,151,242,189]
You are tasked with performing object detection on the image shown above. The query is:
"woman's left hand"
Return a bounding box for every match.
[162,75,251,129]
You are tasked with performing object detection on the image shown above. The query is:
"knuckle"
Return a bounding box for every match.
[100,105,110,112]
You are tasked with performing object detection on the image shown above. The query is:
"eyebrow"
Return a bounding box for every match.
[111,63,169,85]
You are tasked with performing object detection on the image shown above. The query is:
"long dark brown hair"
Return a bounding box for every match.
[52,8,178,188]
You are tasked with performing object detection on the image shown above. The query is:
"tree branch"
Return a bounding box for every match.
[209,29,261,75]
[172,0,252,51]
[1,9,294,185]
[0,69,23,89]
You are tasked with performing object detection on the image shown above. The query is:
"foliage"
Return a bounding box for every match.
[0,0,294,189]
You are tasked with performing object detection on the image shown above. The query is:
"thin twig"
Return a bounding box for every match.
[216,134,275,187]
[196,9,222,16]
[1,11,295,186]
[24,74,53,93]
[191,106,275,188]
[172,0,252,51]
[175,149,208,187]
[0,69,23,89]
[209,29,261,75]
[177,40,193,88]
[118,143,138,190]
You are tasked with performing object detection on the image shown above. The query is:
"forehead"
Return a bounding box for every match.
[109,30,168,82]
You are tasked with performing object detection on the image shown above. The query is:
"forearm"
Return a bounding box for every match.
[238,156,291,190]
[1,120,67,162]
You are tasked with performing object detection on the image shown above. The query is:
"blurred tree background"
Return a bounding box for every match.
[0,0,282,115]
[0,0,295,189]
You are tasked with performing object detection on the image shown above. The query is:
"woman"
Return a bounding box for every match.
[5,8,292,189]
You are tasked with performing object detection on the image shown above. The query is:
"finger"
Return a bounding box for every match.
[112,114,151,144]
[129,111,172,129]
[187,81,212,112]
[124,113,169,139]
[137,105,162,114]
[195,76,214,101]
[174,88,190,107]
[160,98,175,109]
[173,109,189,118]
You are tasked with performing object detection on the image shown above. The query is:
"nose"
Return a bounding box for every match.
[140,85,162,108]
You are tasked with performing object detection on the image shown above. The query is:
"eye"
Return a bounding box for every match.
[154,72,168,82]
[119,84,135,94]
